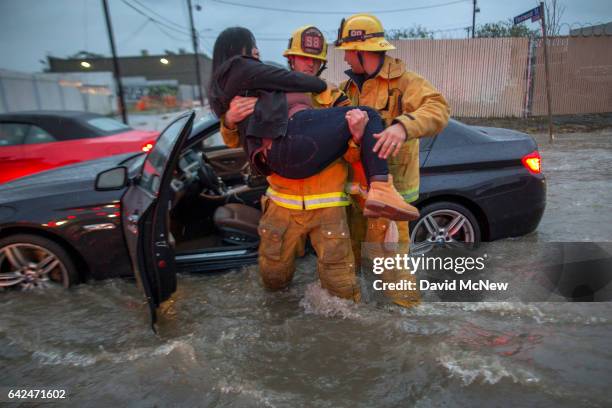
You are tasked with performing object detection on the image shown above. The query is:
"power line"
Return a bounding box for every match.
[119,0,191,36]
[200,25,473,41]
[209,0,469,15]
[130,0,188,31]
[119,0,473,46]
[152,20,190,42]
[199,28,298,37]
[119,18,151,46]
[120,0,220,48]
[199,36,215,54]
[199,34,287,41]
[198,23,470,39]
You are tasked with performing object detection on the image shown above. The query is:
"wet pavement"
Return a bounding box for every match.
[533,131,612,242]
[1,129,611,407]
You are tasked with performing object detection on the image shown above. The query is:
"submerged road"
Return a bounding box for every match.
[1,129,611,407]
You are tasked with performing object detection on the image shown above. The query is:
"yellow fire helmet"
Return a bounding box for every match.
[334,13,395,51]
[283,25,328,62]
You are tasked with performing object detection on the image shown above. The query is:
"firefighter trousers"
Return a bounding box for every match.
[348,203,420,307]
[257,197,361,301]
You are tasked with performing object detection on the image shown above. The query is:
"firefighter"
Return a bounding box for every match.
[335,13,450,307]
[220,26,362,301]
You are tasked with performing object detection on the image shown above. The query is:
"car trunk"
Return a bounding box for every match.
[473,126,538,156]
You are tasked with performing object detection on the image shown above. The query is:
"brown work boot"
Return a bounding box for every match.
[363,176,420,221]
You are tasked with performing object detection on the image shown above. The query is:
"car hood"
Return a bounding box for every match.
[0,153,134,204]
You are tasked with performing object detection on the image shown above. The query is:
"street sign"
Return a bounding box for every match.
[513,6,542,25]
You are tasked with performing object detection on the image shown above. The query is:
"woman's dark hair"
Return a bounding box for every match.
[211,26,257,73]
[208,27,257,114]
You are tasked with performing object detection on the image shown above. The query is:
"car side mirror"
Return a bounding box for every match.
[95,166,128,191]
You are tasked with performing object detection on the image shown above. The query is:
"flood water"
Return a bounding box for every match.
[2,130,612,407]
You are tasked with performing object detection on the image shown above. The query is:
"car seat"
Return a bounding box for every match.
[213,203,261,246]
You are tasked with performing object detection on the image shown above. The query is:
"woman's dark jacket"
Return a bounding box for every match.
[208,55,326,174]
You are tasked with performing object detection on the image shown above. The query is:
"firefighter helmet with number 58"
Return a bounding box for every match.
[335,13,395,51]
[283,25,328,61]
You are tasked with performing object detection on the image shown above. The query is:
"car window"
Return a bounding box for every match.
[86,117,132,133]
[139,116,189,195]
[0,123,29,146]
[24,125,56,145]
[202,129,225,148]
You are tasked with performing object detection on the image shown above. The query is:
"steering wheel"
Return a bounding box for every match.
[173,149,222,196]
[197,152,223,195]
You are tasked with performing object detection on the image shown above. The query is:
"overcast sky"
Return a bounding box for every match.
[1,0,610,73]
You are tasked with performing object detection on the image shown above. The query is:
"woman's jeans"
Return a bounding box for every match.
[266,106,387,180]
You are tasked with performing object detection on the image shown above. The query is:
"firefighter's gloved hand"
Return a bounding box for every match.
[373,123,407,159]
[345,108,369,145]
[225,96,258,129]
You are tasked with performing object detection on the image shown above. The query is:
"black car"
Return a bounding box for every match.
[0,111,545,323]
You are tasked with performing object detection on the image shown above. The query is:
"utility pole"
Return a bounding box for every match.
[540,1,554,142]
[471,0,477,38]
[187,0,205,108]
[101,0,127,124]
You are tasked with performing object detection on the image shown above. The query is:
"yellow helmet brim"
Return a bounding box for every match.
[335,38,395,51]
[283,50,327,62]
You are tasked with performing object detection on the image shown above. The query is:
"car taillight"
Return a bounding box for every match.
[142,142,154,152]
[522,150,541,174]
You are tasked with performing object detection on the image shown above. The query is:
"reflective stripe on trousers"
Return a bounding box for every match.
[266,188,350,210]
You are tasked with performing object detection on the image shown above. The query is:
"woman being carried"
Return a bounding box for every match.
[208,27,418,221]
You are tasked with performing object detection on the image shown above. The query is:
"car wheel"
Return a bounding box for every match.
[410,201,481,255]
[0,234,79,290]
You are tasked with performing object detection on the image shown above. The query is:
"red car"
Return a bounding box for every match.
[0,111,159,184]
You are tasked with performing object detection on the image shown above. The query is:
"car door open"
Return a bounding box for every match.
[121,111,195,330]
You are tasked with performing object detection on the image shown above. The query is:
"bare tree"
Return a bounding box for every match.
[543,0,566,36]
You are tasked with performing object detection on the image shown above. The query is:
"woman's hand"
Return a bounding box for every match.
[373,123,407,159]
[225,96,258,129]
[345,108,369,145]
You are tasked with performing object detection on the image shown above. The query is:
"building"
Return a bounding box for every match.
[48,52,211,98]
[0,70,115,115]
